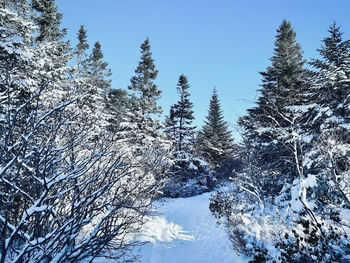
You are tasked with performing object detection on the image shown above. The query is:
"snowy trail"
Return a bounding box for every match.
[136,192,248,263]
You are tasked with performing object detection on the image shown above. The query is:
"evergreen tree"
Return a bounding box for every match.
[163,79,214,198]
[120,39,170,201]
[123,37,165,148]
[128,37,162,116]
[0,0,33,117]
[304,23,350,211]
[249,19,307,129]
[77,41,113,139]
[239,20,308,195]
[87,41,112,121]
[77,36,128,131]
[0,0,29,15]
[301,23,350,180]
[263,19,306,106]
[77,25,89,51]
[32,0,65,42]
[72,25,90,95]
[30,0,70,109]
[309,22,350,126]
[0,0,37,221]
[70,30,109,141]
[76,25,89,70]
[172,74,196,151]
[198,88,233,168]
[312,22,350,70]
[88,41,111,90]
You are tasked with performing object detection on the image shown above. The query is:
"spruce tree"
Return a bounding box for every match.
[198,88,233,168]
[77,25,89,51]
[30,0,70,109]
[209,21,350,262]
[84,41,113,136]
[128,38,162,116]
[172,74,196,151]
[0,0,32,117]
[302,23,350,174]
[81,39,127,133]
[304,23,350,209]
[164,79,214,197]
[32,0,65,42]
[246,20,307,138]
[309,22,350,124]
[312,22,350,70]
[76,25,89,69]
[256,19,306,114]
[88,41,111,90]
[240,20,308,194]
[124,37,165,147]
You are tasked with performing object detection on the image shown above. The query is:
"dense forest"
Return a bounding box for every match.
[1,0,350,262]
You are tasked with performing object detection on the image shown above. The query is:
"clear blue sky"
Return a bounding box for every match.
[56,0,350,139]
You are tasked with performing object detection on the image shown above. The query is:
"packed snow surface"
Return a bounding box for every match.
[136,192,247,263]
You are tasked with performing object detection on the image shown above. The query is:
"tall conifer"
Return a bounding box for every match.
[198,88,233,168]
[32,0,65,42]
[88,41,111,90]
[240,20,308,193]
[128,38,162,116]
[172,74,196,151]
[304,23,350,200]
[76,25,89,68]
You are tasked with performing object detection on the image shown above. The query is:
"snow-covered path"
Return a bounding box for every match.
[136,192,248,263]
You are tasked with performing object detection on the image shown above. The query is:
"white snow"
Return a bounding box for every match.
[137,216,194,243]
[135,192,247,263]
[304,174,317,188]
[301,134,313,143]
[290,179,303,212]
[26,205,48,216]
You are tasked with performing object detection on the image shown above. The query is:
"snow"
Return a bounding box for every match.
[290,179,303,212]
[304,174,317,188]
[138,216,194,243]
[26,205,48,216]
[188,162,198,170]
[287,103,317,112]
[301,134,313,143]
[341,209,350,223]
[135,192,247,263]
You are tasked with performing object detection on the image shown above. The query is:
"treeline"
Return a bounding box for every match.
[0,0,233,262]
[211,20,350,262]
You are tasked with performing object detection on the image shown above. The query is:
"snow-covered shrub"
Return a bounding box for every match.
[162,151,215,198]
[211,170,350,262]
[210,182,281,259]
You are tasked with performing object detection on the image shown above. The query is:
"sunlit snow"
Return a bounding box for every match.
[136,192,247,263]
